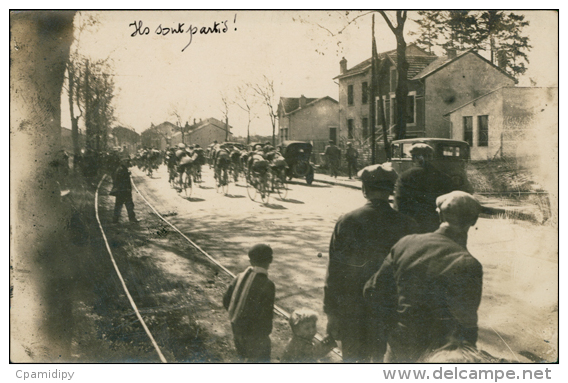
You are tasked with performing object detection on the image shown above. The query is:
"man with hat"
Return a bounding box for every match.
[364,191,483,363]
[223,244,275,362]
[110,158,139,224]
[324,164,418,362]
[324,140,341,178]
[394,143,454,233]
[345,142,359,179]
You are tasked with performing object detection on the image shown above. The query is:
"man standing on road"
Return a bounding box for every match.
[345,142,358,179]
[324,140,341,178]
[364,191,483,363]
[324,164,418,362]
[394,143,454,233]
[111,158,139,224]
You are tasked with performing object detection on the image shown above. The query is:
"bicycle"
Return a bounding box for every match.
[172,167,192,197]
[246,169,271,204]
[270,166,288,200]
[214,164,230,195]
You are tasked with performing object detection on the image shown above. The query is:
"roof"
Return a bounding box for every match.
[392,137,469,145]
[334,44,436,80]
[412,50,517,82]
[280,97,318,114]
[279,96,338,116]
[189,118,232,134]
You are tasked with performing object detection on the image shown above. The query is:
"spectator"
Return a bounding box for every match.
[223,244,275,362]
[324,140,341,178]
[281,308,336,363]
[364,191,483,363]
[110,158,139,224]
[345,142,358,179]
[324,164,418,362]
[394,143,454,233]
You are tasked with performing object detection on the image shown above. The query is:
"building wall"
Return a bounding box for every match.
[338,72,371,143]
[449,90,504,160]
[281,98,339,155]
[449,87,558,161]
[186,124,231,148]
[425,53,515,138]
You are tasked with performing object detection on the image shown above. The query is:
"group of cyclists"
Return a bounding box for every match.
[134,148,162,177]
[164,143,206,195]
[136,140,290,200]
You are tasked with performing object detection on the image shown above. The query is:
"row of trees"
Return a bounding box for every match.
[224,75,279,146]
[65,13,117,159]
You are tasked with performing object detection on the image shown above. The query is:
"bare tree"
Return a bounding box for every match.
[378,11,409,140]
[295,10,411,143]
[169,102,194,145]
[220,91,231,141]
[252,75,279,146]
[234,84,258,145]
[64,11,100,163]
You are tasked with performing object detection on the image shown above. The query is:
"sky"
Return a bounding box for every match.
[61,10,559,138]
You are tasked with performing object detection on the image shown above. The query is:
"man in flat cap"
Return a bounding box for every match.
[324,140,341,178]
[394,143,454,233]
[223,244,275,362]
[324,164,418,362]
[364,191,483,363]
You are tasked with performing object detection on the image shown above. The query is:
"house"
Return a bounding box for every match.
[445,86,558,161]
[178,117,233,148]
[141,121,178,151]
[111,126,140,157]
[335,44,516,145]
[277,95,339,154]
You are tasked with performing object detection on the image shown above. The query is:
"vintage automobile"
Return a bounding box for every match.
[281,141,315,185]
[390,138,473,193]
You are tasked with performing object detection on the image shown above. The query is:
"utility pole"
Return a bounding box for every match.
[370,15,377,164]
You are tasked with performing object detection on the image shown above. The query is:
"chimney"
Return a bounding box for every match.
[193,118,196,125]
[340,57,347,74]
[299,95,307,108]
[447,48,457,59]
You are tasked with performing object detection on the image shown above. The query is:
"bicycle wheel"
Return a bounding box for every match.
[259,173,270,204]
[221,169,229,195]
[246,176,257,201]
[181,172,192,197]
[274,176,288,200]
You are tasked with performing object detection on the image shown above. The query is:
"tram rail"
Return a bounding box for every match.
[95,171,341,361]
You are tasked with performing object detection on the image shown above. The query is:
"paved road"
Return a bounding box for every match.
[130,164,557,363]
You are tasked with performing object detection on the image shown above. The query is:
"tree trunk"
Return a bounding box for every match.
[394,32,408,140]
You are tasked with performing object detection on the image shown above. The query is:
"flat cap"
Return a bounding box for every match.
[436,191,482,224]
[410,143,434,156]
[248,244,273,264]
[357,163,398,190]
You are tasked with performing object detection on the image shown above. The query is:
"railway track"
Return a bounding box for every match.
[95,172,342,362]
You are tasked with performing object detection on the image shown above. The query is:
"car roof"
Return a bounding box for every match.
[392,138,469,145]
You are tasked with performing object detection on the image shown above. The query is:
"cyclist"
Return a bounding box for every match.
[214,144,232,187]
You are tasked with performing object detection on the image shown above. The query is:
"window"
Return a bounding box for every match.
[463,116,473,146]
[362,82,368,104]
[406,94,415,124]
[391,143,401,159]
[362,117,369,139]
[478,115,489,146]
[347,85,354,106]
[329,127,337,144]
[390,95,397,128]
[390,68,397,93]
[347,119,354,139]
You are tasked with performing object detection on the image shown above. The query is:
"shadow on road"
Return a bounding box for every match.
[224,194,246,199]
[279,198,305,204]
[182,196,206,202]
[261,202,287,210]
